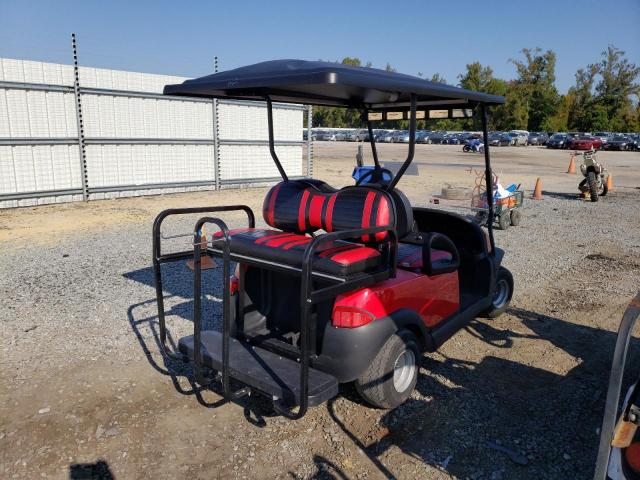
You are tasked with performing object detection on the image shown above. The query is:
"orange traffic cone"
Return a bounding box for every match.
[187,226,217,271]
[567,155,576,174]
[606,174,613,192]
[533,178,543,200]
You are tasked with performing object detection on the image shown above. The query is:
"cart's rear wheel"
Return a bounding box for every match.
[510,209,522,226]
[498,212,510,230]
[481,266,514,318]
[355,330,420,409]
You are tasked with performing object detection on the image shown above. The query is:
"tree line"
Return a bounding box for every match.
[311,47,640,132]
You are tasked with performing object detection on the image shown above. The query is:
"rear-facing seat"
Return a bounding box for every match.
[212,179,413,278]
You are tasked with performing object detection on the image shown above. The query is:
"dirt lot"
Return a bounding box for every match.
[1,143,640,479]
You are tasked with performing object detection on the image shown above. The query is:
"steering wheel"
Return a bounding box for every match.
[355,167,394,186]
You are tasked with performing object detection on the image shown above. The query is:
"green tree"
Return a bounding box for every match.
[458,62,494,91]
[544,92,573,132]
[592,45,640,127]
[503,82,530,129]
[457,62,502,130]
[509,48,560,131]
[566,46,639,131]
[566,64,599,130]
[429,73,448,84]
[340,57,362,67]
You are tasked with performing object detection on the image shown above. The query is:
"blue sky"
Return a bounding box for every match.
[1,0,638,93]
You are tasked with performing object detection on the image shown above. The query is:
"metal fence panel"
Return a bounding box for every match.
[85,143,214,189]
[219,144,302,182]
[0,57,307,208]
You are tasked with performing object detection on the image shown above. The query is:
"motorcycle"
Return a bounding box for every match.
[463,138,484,153]
[577,149,609,202]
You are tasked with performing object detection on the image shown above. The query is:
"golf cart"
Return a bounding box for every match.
[152,60,512,419]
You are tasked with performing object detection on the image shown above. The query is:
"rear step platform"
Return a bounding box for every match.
[178,331,339,407]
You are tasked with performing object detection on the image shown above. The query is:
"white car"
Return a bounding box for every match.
[508,131,529,146]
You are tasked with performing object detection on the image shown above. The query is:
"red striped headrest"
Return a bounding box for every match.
[262,180,411,241]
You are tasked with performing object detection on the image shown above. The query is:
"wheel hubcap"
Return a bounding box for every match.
[393,349,416,392]
[493,279,509,309]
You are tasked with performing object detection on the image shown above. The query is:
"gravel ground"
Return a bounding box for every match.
[1,144,639,479]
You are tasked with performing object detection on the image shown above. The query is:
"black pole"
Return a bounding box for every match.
[192,227,204,383]
[480,104,495,254]
[363,111,380,168]
[265,96,289,181]
[386,94,417,191]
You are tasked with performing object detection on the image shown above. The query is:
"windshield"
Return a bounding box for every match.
[551,134,565,140]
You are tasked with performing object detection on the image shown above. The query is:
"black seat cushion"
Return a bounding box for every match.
[262,180,413,241]
[213,228,383,277]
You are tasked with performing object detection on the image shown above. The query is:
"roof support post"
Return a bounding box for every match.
[386,93,417,191]
[265,96,289,181]
[362,111,380,168]
[480,104,496,254]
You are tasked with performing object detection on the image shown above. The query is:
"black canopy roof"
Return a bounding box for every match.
[163,59,504,110]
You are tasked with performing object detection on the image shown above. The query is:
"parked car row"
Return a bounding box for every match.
[546,132,640,151]
[306,128,640,151]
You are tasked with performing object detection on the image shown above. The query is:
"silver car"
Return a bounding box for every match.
[348,129,369,141]
[380,131,396,143]
[317,130,337,141]
[508,131,529,146]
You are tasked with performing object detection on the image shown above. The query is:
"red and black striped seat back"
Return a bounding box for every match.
[262,180,412,242]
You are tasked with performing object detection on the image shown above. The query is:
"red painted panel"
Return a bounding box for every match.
[332,269,459,328]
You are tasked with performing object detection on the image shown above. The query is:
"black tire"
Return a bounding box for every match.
[481,266,514,318]
[498,212,510,230]
[510,209,522,226]
[475,211,489,227]
[601,175,609,196]
[588,171,599,202]
[355,330,420,409]
[463,145,470,152]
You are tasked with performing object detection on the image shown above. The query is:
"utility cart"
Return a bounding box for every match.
[153,60,513,419]
[473,188,524,230]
